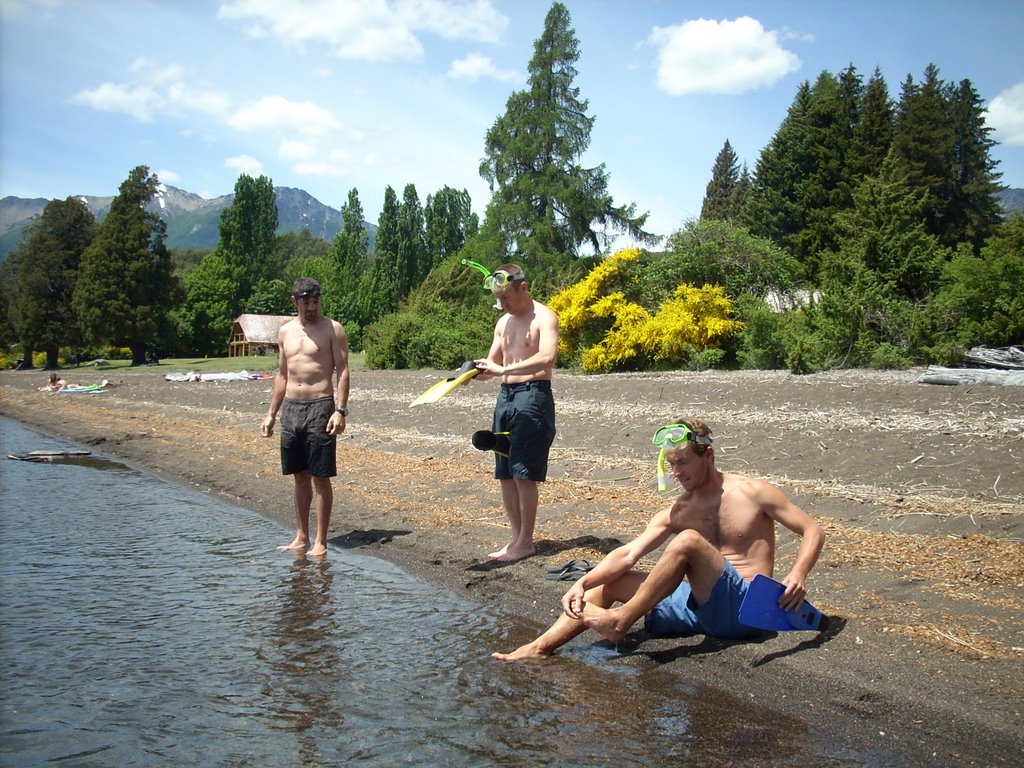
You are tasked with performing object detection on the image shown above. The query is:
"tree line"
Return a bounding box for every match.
[1,2,1020,372]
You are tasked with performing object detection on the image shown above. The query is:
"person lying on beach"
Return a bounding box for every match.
[38,373,66,392]
[492,417,825,661]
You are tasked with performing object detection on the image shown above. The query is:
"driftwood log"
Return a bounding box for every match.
[963,345,1024,370]
[919,366,1024,386]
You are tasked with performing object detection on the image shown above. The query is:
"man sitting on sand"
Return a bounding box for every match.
[493,417,824,661]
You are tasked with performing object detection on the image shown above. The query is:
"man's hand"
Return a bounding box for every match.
[326,412,346,435]
[561,581,587,620]
[779,571,808,611]
[260,415,275,438]
[472,358,501,381]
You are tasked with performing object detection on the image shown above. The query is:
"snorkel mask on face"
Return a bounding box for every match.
[652,422,713,491]
[461,259,525,308]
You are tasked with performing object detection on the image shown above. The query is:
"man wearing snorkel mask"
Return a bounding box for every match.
[261,277,350,558]
[493,418,824,660]
[473,263,559,562]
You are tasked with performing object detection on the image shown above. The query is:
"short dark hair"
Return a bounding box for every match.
[677,417,713,456]
[291,277,321,297]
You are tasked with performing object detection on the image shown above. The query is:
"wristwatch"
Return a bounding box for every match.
[336,407,348,416]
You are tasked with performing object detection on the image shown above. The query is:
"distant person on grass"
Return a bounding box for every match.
[473,263,559,563]
[261,278,350,558]
[492,418,825,660]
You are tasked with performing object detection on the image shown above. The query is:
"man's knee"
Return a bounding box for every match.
[666,528,711,557]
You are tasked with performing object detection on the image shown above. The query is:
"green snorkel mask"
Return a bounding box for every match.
[652,423,713,491]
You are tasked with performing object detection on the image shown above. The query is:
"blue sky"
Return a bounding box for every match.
[1,0,1022,245]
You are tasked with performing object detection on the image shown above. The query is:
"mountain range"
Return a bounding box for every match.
[0,184,374,260]
[1,184,1021,262]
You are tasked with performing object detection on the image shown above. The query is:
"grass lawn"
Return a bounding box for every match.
[63,351,366,374]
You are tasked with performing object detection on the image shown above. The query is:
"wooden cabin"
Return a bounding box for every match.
[227,314,292,358]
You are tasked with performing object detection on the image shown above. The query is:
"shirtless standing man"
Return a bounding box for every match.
[493,418,824,660]
[473,264,559,563]
[261,278,350,558]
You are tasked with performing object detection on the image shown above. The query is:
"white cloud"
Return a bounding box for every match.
[987,83,1024,146]
[154,168,181,184]
[224,155,264,175]
[229,95,340,137]
[649,16,801,96]
[69,59,231,122]
[448,52,519,83]
[217,0,507,62]
[69,81,159,121]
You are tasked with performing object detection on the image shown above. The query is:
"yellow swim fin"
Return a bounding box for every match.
[410,361,480,407]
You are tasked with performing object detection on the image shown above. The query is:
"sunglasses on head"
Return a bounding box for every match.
[483,270,525,290]
[293,290,321,300]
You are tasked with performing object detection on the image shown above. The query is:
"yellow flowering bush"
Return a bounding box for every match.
[550,247,743,373]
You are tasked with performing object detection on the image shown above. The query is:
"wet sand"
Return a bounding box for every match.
[1,364,1022,765]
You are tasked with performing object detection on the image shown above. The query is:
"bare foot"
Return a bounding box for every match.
[581,603,628,643]
[277,536,309,552]
[491,642,552,661]
[491,543,536,562]
[488,543,511,559]
[308,543,328,557]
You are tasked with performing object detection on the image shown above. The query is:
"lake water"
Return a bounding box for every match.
[0,418,899,767]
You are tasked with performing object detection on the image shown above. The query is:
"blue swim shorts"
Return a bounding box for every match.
[644,560,767,640]
[492,380,556,482]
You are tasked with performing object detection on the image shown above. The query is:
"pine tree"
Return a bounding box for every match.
[332,188,370,277]
[947,78,1003,253]
[369,186,401,318]
[425,186,477,268]
[217,174,280,316]
[742,81,813,273]
[849,67,893,179]
[700,140,741,221]
[890,65,954,243]
[479,1,654,275]
[73,166,181,364]
[9,198,97,368]
[397,183,428,297]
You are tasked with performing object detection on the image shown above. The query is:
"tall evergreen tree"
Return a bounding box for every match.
[217,174,280,316]
[369,186,401,318]
[849,67,893,179]
[8,198,97,368]
[479,1,654,276]
[890,65,954,244]
[397,183,428,296]
[326,187,371,331]
[700,140,741,221]
[947,78,1003,253]
[742,81,813,273]
[73,166,181,365]
[425,186,477,268]
[332,188,370,276]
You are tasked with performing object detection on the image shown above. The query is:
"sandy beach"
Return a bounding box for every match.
[1,364,1022,765]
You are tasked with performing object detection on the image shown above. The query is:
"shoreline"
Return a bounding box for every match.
[1,365,1022,764]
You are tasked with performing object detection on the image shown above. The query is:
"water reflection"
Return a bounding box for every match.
[264,556,344,733]
[0,418,886,767]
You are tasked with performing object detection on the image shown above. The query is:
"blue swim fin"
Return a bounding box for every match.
[739,574,828,632]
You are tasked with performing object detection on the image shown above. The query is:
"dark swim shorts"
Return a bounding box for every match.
[644,560,766,640]
[279,396,337,477]
[492,380,556,482]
